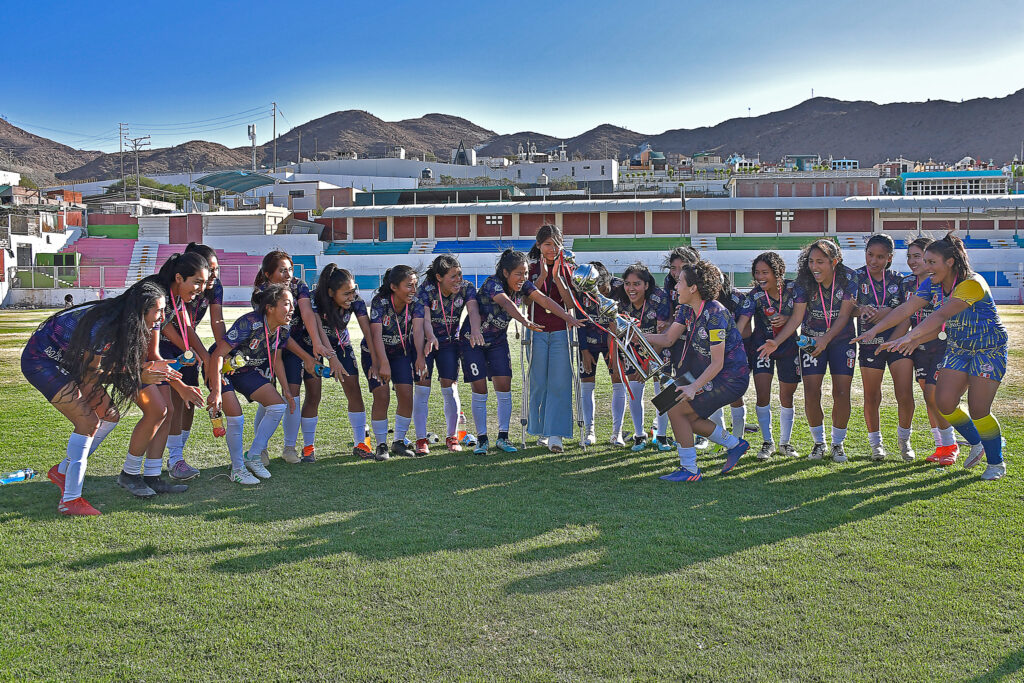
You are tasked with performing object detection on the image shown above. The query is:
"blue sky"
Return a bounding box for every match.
[3,0,1022,152]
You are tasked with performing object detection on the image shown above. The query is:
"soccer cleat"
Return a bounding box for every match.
[58,497,101,516]
[47,464,66,493]
[831,443,848,463]
[168,460,200,481]
[870,444,887,462]
[584,425,596,446]
[609,433,625,447]
[446,436,463,452]
[757,441,775,461]
[744,423,759,434]
[243,452,272,479]
[143,475,188,494]
[981,462,1006,481]
[778,443,799,458]
[474,436,489,455]
[808,443,826,461]
[898,438,916,463]
[926,446,943,463]
[655,437,675,452]
[694,435,710,451]
[659,467,702,482]
[721,439,749,474]
[630,436,648,452]
[373,444,391,462]
[300,445,316,463]
[496,437,518,453]
[259,449,270,467]
[963,443,985,469]
[281,445,301,464]
[354,442,374,459]
[230,467,260,485]
[414,438,431,457]
[391,440,416,458]
[117,471,156,498]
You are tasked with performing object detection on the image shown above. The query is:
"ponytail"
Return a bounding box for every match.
[925,231,974,281]
[254,250,292,289]
[425,254,460,286]
[153,252,209,292]
[376,265,416,299]
[184,242,217,263]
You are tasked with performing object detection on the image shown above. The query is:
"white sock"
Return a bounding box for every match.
[931,427,942,447]
[180,429,191,453]
[628,381,646,437]
[249,403,286,455]
[653,381,669,440]
[349,411,367,446]
[143,458,162,477]
[780,406,795,445]
[832,426,847,445]
[471,392,488,438]
[731,405,747,440]
[677,444,698,471]
[122,453,144,475]
[226,415,245,469]
[394,414,411,443]
[441,386,460,437]
[581,382,595,429]
[413,385,431,439]
[88,420,118,456]
[372,418,389,447]
[301,417,318,448]
[282,396,300,447]
[496,391,513,434]
[940,427,956,447]
[710,408,726,433]
[62,433,93,502]
[810,423,825,445]
[868,431,882,447]
[166,433,183,467]
[897,426,912,442]
[253,403,266,433]
[611,383,626,437]
[710,425,740,449]
[755,405,773,443]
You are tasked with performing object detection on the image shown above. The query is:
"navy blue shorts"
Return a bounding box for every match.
[426,341,460,382]
[159,339,199,386]
[752,352,801,384]
[226,367,272,402]
[689,374,750,420]
[283,348,312,386]
[580,340,612,380]
[858,343,910,371]
[21,350,72,402]
[913,343,945,386]
[800,339,856,377]
[461,340,512,382]
[361,348,415,391]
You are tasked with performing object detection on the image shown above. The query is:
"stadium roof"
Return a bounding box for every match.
[901,170,1006,179]
[194,171,277,193]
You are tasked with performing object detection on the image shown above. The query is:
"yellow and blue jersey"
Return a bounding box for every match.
[914,274,1007,351]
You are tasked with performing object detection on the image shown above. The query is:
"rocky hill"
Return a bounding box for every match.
[0,118,103,184]
[57,140,251,181]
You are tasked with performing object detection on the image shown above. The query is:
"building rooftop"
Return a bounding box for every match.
[901,170,1006,179]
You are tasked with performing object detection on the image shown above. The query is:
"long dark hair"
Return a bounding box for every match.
[254,250,291,288]
[752,251,786,284]
[925,232,974,281]
[679,260,723,302]
[865,233,895,270]
[589,260,613,295]
[662,245,701,294]
[376,265,416,299]
[314,263,355,330]
[796,239,848,293]
[425,254,460,288]
[254,282,292,319]
[61,281,166,410]
[908,236,934,253]
[184,242,217,264]
[528,224,563,261]
[619,262,657,309]
[147,252,209,297]
[495,248,528,292]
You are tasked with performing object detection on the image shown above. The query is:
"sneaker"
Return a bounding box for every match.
[496,437,518,453]
[168,460,200,481]
[281,445,300,464]
[47,464,66,493]
[898,438,916,463]
[354,442,374,459]
[932,444,959,466]
[446,436,463,452]
[778,443,799,458]
[695,435,710,451]
[117,471,156,498]
[584,425,596,446]
[981,461,1006,481]
[243,453,272,479]
[757,441,775,461]
[143,475,188,494]
[58,497,101,516]
[474,436,489,455]
[964,443,985,469]
[260,449,270,467]
[831,443,848,463]
[609,433,625,447]
[391,440,416,458]
[630,436,648,452]
[808,443,826,461]
[300,445,316,463]
[538,436,549,448]
[230,467,260,485]
[655,437,674,452]
[414,438,430,457]
[870,444,887,462]
[659,467,702,482]
[373,444,391,462]
[744,423,759,434]
[721,439,749,474]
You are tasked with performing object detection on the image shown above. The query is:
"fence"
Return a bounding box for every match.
[9,264,269,289]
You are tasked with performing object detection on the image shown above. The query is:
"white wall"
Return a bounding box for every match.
[283,157,619,185]
[0,170,20,185]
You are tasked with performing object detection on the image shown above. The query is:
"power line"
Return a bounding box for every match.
[145,115,272,138]
[126,105,270,128]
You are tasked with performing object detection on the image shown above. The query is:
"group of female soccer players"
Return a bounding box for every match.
[23,228,1010,514]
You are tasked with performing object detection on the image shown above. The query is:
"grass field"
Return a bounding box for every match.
[1,306,1022,681]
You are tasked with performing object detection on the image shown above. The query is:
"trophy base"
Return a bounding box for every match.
[652,372,697,415]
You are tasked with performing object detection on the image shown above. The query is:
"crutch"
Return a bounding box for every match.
[518,313,531,449]
[566,308,586,451]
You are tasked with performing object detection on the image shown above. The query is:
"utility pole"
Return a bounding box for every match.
[297,130,302,164]
[127,135,151,201]
[119,123,129,201]
[272,101,277,173]
[248,124,257,171]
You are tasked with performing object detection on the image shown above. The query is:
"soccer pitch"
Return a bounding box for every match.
[1,307,1022,680]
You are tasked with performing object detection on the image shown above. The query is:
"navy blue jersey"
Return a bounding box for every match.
[252,277,311,328]
[674,299,748,383]
[224,311,290,378]
[793,265,858,340]
[739,279,799,353]
[468,275,538,345]
[366,293,424,355]
[24,305,113,365]
[417,280,477,344]
[855,266,904,344]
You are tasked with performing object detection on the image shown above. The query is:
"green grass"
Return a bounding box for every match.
[1,308,1023,680]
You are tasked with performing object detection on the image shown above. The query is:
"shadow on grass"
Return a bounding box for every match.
[963,646,1024,682]
[5,445,978,593]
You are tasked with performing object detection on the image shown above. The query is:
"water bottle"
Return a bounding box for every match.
[1,468,37,485]
[208,407,226,438]
[796,335,817,349]
[426,433,441,445]
[314,362,332,378]
[221,354,247,375]
[169,350,197,371]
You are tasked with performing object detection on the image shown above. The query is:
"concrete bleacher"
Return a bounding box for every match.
[58,238,133,287]
[326,242,413,255]
[432,239,536,254]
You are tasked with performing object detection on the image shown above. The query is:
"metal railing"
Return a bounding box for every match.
[9,264,265,289]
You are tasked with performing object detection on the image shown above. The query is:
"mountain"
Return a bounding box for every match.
[54,140,251,182]
[0,118,103,184]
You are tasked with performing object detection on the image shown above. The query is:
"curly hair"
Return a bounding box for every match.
[925,231,974,281]
[679,260,723,302]
[751,251,786,284]
[796,239,847,293]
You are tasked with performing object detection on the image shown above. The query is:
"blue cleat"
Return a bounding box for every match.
[495,437,518,453]
[659,467,702,482]
[473,436,489,455]
[654,438,675,452]
[721,439,749,474]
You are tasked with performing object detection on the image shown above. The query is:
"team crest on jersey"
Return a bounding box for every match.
[888,284,899,294]
[698,328,708,339]
[383,315,391,327]
[861,283,870,295]
[455,297,464,307]
[846,349,856,359]
[248,338,262,351]
[981,362,994,373]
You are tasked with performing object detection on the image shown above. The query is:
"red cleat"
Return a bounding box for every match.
[935,444,960,467]
[58,497,101,516]
[925,447,943,463]
[47,464,66,493]
[354,442,374,459]
[414,438,430,456]
[446,436,462,452]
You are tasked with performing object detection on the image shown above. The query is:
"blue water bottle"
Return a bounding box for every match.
[314,362,332,378]
[1,468,37,485]
[169,350,197,371]
[796,335,817,349]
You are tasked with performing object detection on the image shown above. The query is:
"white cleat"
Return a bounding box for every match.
[584,425,596,446]
[245,458,272,479]
[898,438,916,462]
[964,443,985,469]
[231,467,260,485]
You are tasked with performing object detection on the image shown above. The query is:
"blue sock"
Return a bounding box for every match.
[939,406,982,446]
[973,414,1003,465]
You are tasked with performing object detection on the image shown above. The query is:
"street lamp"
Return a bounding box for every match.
[775,210,793,237]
